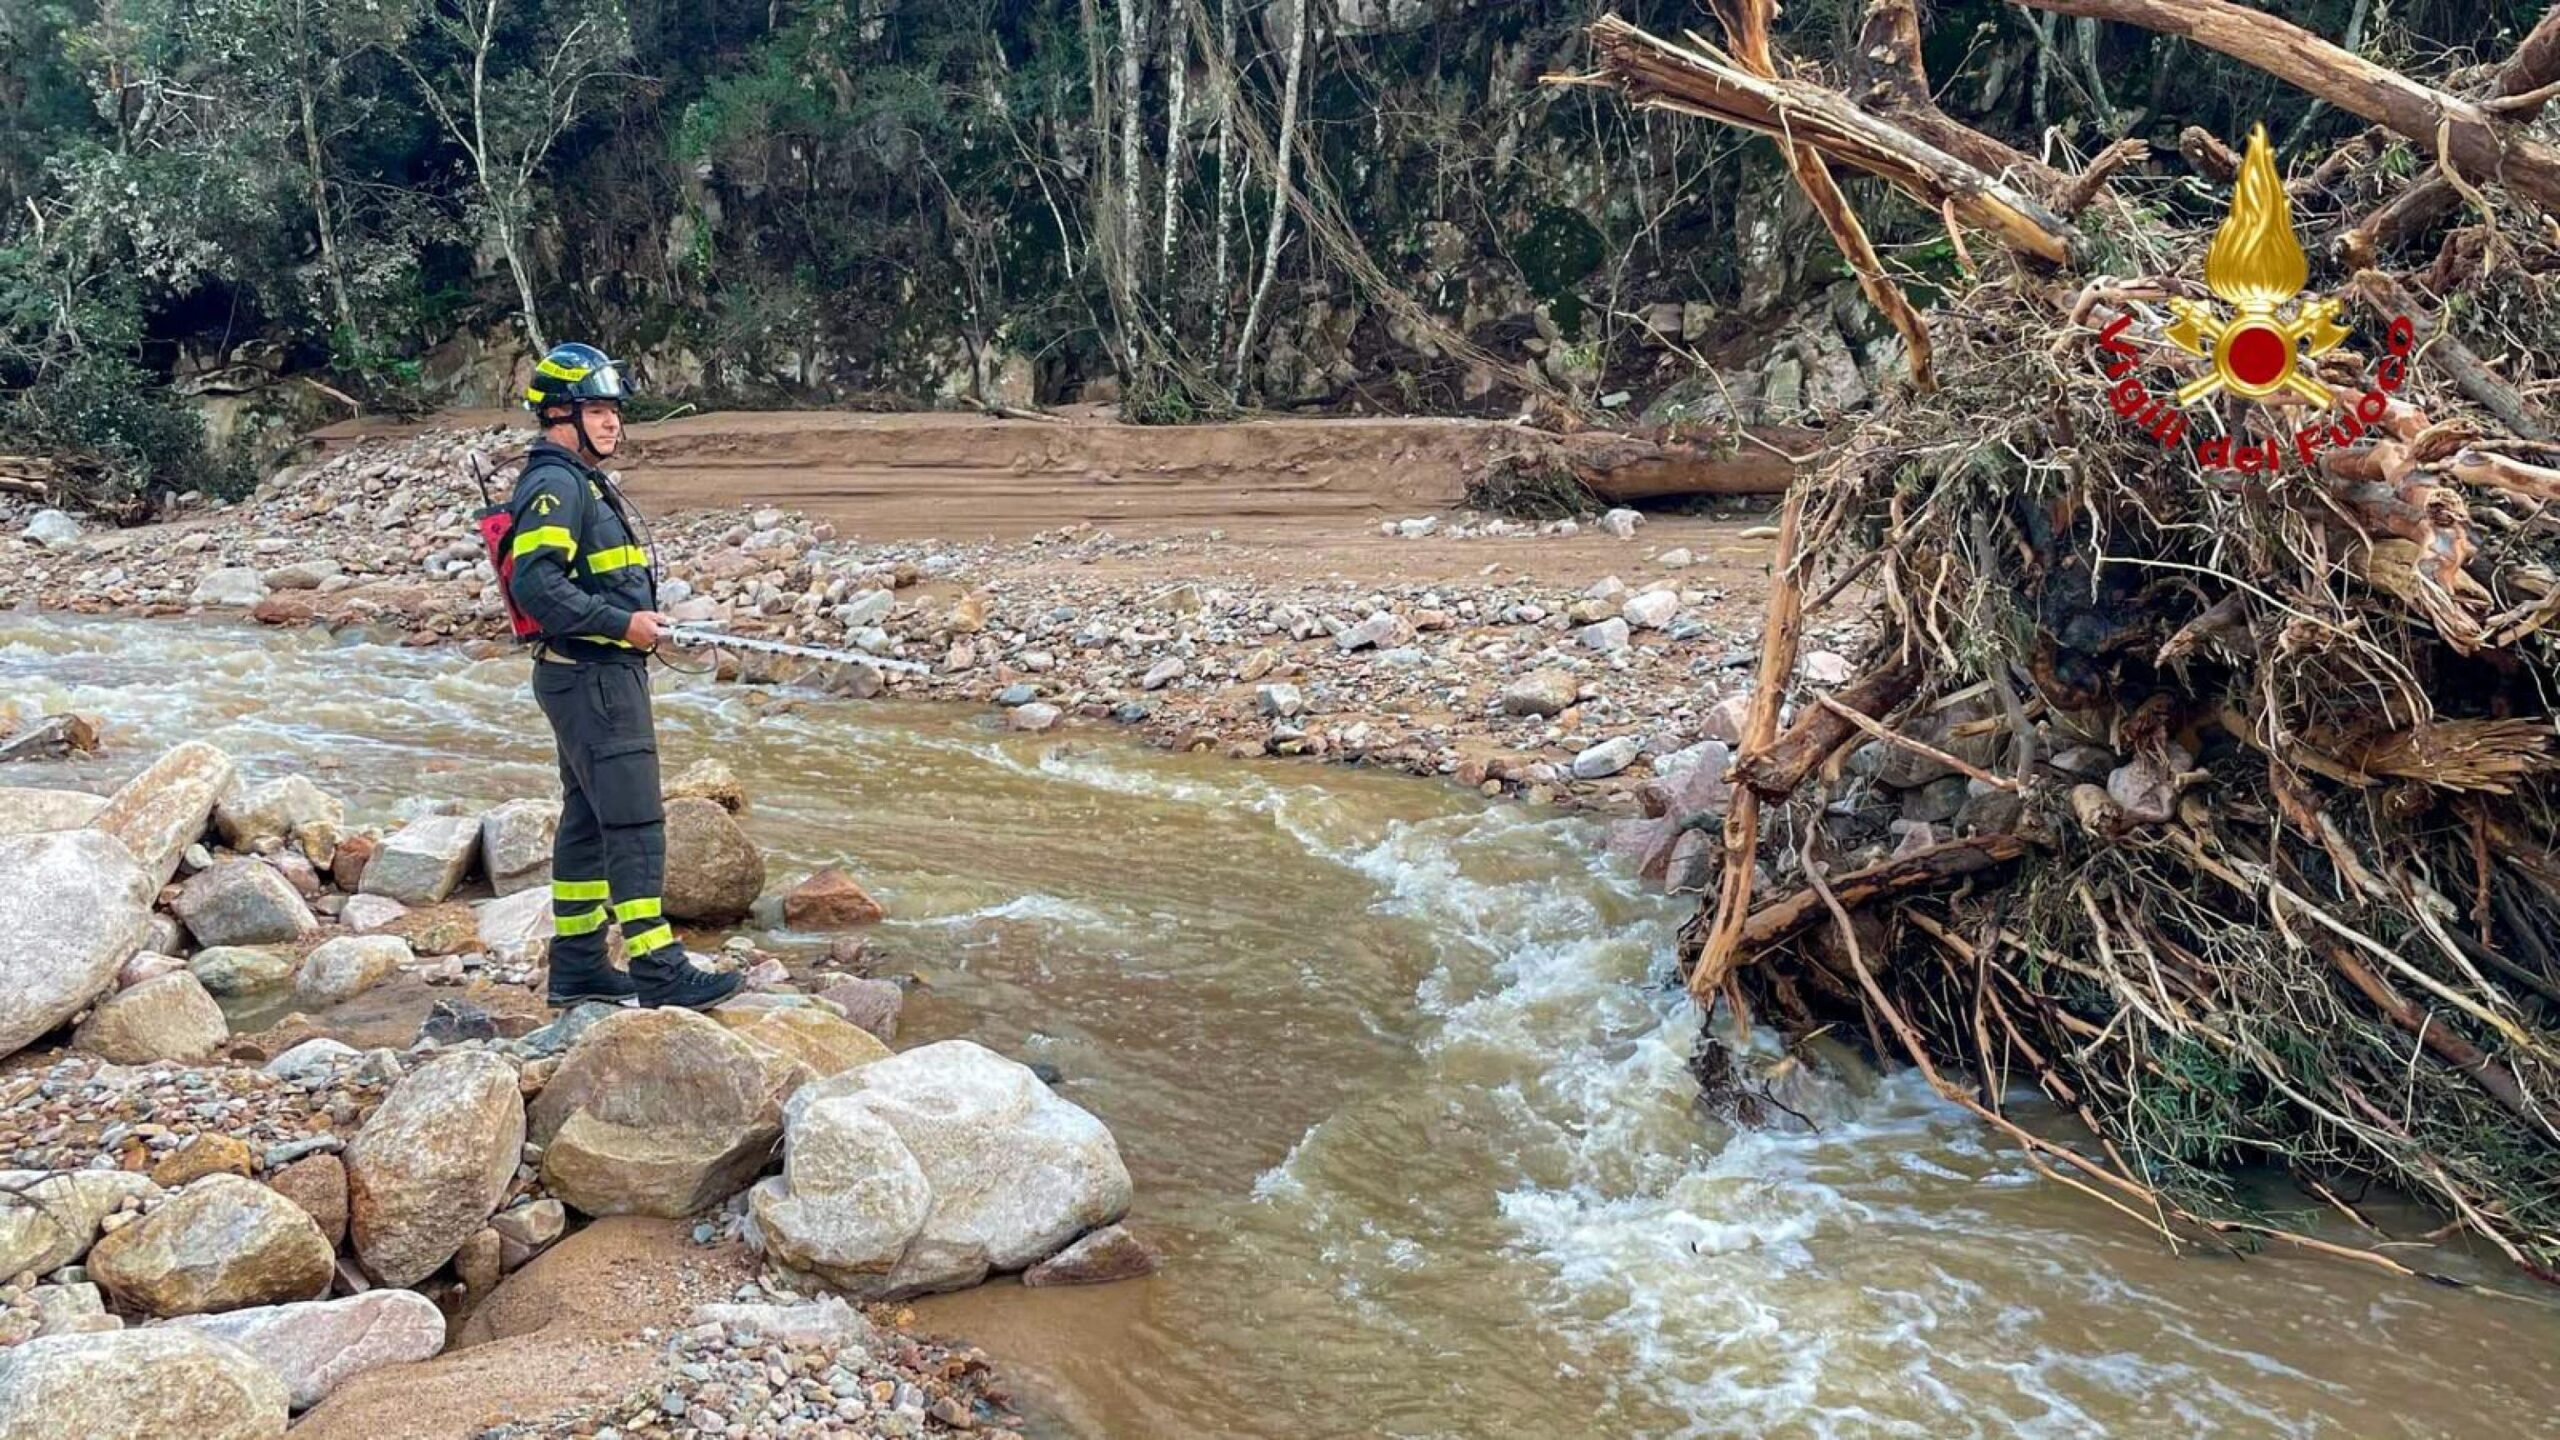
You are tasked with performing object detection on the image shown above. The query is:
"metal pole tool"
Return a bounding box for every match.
[662,626,935,675]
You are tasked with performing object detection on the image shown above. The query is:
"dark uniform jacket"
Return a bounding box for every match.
[504,440,656,663]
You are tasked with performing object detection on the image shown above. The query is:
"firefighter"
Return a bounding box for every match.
[508,342,742,1011]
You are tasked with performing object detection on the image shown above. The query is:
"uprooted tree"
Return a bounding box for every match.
[1565,0,2560,1284]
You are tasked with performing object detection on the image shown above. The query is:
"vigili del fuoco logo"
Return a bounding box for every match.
[2093,123,2417,473]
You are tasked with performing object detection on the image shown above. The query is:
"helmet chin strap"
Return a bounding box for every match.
[571,401,606,461]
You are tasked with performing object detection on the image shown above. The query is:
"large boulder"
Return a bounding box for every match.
[715,1004,893,1079]
[0,1171,161,1279]
[748,1096,931,1295]
[188,945,299,997]
[0,1328,289,1440]
[663,797,765,922]
[0,786,106,836]
[530,1008,808,1218]
[359,814,481,905]
[91,741,236,889]
[756,1041,1131,1298]
[292,935,410,1007]
[478,800,558,897]
[174,860,316,949]
[0,830,152,1060]
[87,1174,334,1317]
[212,776,344,860]
[70,971,228,1065]
[346,1051,526,1287]
[169,1290,446,1411]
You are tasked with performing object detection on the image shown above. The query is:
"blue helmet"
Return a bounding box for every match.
[525,342,631,414]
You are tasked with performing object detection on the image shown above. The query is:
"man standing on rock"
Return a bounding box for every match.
[507,342,742,1012]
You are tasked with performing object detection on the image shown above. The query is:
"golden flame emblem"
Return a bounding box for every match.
[2164,124,2348,407]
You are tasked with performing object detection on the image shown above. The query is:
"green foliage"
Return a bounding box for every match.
[3,353,255,508]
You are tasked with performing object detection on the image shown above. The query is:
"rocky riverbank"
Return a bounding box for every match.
[0,741,1151,1437]
[0,425,1852,832]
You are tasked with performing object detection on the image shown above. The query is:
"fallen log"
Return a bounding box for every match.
[1737,834,2032,951]
[1559,426,1815,501]
[1569,17,2083,266]
[2337,9,2560,266]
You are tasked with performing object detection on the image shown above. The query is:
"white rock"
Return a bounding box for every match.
[294,935,412,1007]
[0,831,152,1061]
[213,776,343,857]
[1800,650,1854,686]
[1656,548,1695,568]
[191,568,269,608]
[1257,684,1305,718]
[1585,575,1628,602]
[477,800,558,897]
[1140,657,1186,691]
[1572,736,1643,779]
[264,1038,360,1081]
[473,887,552,962]
[1601,508,1644,539]
[339,894,408,934]
[21,510,79,551]
[360,815,480,905]
[1007,703,1062,734]
[1335,611,1406,652]
[1577,618,1632,654]
[168,1290,446,1411]
[1621,591,1680,631]
[758,1040,1131,1298]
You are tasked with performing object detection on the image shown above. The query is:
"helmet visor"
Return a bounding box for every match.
[583,362,629,401]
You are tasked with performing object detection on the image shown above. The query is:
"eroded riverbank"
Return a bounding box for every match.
[11,615,2560,1438]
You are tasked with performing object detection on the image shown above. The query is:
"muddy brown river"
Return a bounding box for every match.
[10,615,2560,1438]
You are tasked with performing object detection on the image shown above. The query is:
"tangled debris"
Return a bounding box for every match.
[1574,2,2560,1281]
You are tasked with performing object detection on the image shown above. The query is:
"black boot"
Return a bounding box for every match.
[633,956,745,1011]
[546,961,640,1008]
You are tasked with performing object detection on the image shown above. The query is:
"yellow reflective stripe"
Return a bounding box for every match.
[535,357,593,382]
[555,908,608,937]
[552,879,610,902]
[511,526,578,560]
[612,897,662,923]
[623,923,677,956]
[575,634,638,649]
[583,546,649,574]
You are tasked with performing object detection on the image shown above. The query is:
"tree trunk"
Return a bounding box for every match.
[1118,0,1148,300]
[1162,19,1189,268]
[2007,0,2560,213]
[1211,0,1238,353]
[1232,0,1309,394]
[297,76,356,351]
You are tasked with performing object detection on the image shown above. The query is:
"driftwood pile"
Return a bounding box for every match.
[1570,0,2560,1284]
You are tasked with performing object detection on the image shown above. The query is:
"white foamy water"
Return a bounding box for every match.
[11,613,2560,1438]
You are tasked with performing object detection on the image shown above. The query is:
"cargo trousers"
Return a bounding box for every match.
[531,654,680,979]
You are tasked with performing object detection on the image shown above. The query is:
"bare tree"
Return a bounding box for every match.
[390,0,633,351]
[1232,0,1308,394]
[1161,16,1189,268]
